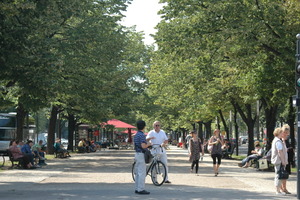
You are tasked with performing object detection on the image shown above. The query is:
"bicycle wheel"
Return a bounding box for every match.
[0,155,5,167]
[131,162,136,181]
[151,161,166,186]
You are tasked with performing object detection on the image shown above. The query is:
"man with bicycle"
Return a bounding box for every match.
[134,120,151,195]
[146,121,171,184]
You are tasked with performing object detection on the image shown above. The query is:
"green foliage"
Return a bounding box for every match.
[0,0,152,131]
[145,0,300,134]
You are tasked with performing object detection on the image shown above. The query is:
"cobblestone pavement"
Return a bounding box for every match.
[0,146,297,200]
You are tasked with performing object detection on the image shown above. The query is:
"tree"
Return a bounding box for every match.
[149,0,300,153]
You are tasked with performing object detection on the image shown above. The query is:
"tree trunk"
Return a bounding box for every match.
[216,116,220,130]
[191,123,196,130]
[219,110,229,140]
[261,98,278,151]
[197,121,203,141]
[67,113,76,151]
[233,106,239,156]
[231,101,256,155]
[204,120,212,140]
[47,106,59,154]
[16,103,27,142]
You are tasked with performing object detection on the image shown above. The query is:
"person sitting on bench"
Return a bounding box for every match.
[54,138,70,158]
[21,140,40,168]
[9,140,34,169]
[32,140,47,165]
[77,138,87,153]
[222,139,233,158]
[239,143,263,168]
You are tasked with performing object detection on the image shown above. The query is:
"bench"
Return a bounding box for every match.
[222,144,236,159]
[77,146,86,153]
[54,149,65,158]
[7,150,23,169]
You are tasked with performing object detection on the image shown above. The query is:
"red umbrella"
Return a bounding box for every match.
[101,119,136,143]
[103,119,136,129]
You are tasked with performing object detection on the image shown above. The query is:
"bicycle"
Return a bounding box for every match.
[132,145,167,186]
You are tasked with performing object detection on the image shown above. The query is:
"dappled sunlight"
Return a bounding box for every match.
[0,145,297,199]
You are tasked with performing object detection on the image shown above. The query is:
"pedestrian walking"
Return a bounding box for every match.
[185,132,192,152]
[188,130,204,175]
[208,129,224,176]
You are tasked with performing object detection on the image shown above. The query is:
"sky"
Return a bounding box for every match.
[121,0,163,45]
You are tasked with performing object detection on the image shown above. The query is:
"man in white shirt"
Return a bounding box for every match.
[146,121,171,183]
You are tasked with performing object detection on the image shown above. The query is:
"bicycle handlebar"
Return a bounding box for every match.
[148,144,164,153]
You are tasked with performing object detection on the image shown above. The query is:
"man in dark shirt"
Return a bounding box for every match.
[134,120,150,195]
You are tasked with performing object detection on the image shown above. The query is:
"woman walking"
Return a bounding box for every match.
[208,129,224,176]
[188,131,204,175]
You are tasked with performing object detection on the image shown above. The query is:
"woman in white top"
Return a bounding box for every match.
[271,127,288,196]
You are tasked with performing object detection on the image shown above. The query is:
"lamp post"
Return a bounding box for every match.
[296,33,300,200]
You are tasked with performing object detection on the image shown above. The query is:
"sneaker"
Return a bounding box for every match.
[34,164,41,168]
[136,190,150,195]
[164,180,171,183]
[39,163,47,166]
[276,192,286,196]
[39,157,45,160]
[283,190,291,194]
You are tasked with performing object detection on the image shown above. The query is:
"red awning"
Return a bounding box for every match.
[122,129,137,134]
[102,119,136,129]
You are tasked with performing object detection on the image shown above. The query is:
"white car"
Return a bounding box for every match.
[239,136,248,145]
[61,138,68,148]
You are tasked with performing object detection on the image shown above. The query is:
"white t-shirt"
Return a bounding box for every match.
[147,129,168,154]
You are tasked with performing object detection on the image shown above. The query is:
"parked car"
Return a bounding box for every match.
[239,136,248,145]
[61,138,68,148]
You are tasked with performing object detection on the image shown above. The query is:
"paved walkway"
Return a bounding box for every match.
[0,146,297,200]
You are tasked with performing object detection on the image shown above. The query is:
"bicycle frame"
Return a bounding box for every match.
[132,145,166,186]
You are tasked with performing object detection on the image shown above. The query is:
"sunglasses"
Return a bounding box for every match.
[155,125,160,127]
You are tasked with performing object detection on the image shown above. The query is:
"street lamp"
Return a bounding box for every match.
[296,33,300,200]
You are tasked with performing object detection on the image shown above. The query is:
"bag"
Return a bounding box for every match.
[221,144,227,150]
[278,165,289,180]
[143,148,153,164]
[207,145,213,153]
[258,158,268,170]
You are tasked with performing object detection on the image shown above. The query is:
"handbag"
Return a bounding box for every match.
[278,164,289,180]
[207,144,213,153]
[143,148,153,164]
[258,158,268,170]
